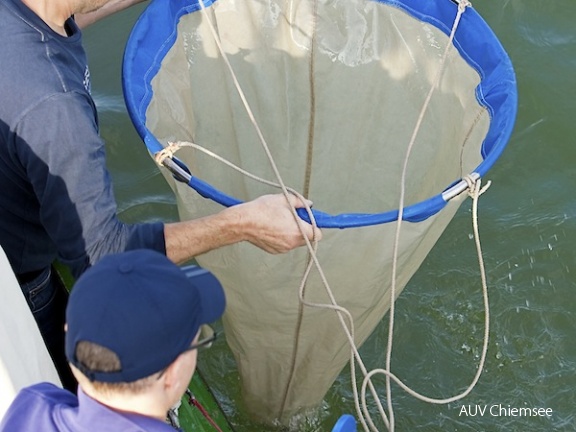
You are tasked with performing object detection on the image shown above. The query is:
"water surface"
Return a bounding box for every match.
[83,1,576,430]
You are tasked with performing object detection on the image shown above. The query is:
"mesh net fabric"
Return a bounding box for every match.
[125,0,514,424]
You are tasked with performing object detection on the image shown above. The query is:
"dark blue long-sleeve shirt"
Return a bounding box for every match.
[0,0,165,278]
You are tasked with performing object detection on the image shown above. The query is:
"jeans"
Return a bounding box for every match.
[20,267,77,392]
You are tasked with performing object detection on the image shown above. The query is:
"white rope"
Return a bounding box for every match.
[193,1,388,429]
[384,2,472,430]
[361,175,492,406]
[158,1,493,430]
[163,140,386,431]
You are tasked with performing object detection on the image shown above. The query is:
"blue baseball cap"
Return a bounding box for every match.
[65,249,225,383]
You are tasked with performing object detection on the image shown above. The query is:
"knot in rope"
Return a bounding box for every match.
[464,175,491,199]
[457,0,472,12]
[154,142,182,166]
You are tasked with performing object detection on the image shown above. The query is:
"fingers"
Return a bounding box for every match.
[285,193,313,210]
[280,194,322,243]
[242,193,323,253]
[313,225,323,241]
[298,219,323,243]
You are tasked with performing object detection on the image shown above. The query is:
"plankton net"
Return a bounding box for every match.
[122,0,516,424]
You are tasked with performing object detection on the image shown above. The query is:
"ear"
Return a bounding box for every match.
[160,357,186,391]
[160,362,176,389]
[159,352,198,405]
[159,356,194,409]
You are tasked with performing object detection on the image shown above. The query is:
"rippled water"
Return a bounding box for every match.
[84,1,576,430]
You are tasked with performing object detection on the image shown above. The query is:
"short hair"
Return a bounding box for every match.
[75,341,156,394]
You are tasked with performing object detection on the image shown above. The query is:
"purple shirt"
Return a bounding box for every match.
[0,383,177,432]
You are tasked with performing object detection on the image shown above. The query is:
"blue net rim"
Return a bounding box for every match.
[122,0,518,228]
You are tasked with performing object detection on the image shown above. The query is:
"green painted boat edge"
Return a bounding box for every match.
[179,369,235,432]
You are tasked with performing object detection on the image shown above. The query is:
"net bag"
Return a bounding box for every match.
[123,0,516,423]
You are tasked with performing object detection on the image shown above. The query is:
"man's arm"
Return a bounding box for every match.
[164,194,322,264]
[74,0,147,29]
[18,93,166,277]
[20,94,319,274]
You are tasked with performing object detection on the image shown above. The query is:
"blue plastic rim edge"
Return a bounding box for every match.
[332,414,357,432]
[122,0,517,228]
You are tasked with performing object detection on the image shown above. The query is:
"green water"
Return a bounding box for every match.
[83,1,576,430]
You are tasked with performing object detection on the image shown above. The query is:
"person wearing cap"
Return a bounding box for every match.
[0,249,226,431]
[0,0,321,391]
